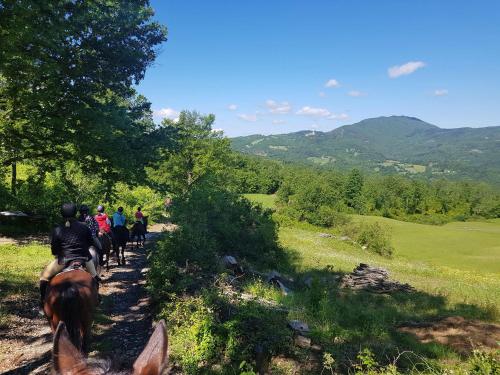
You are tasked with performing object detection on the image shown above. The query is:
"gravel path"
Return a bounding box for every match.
[0,225,167,374]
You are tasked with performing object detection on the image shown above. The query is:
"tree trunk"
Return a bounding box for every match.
[11,162,17,196]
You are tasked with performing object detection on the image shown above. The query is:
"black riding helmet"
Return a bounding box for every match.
[79,204,90,214]
[61,203,77,218]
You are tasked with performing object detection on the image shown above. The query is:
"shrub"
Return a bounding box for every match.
[356,222,394,257]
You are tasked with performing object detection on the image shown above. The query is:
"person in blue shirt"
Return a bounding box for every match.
[112,207,126,227]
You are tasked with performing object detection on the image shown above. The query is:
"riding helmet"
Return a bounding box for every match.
[79,204,89,214]
[97,205,104,213]
[61,203,77,218]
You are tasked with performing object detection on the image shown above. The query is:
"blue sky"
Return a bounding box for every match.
[137,1,500,137]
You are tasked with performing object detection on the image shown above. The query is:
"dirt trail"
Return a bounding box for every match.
[0,224,168,375]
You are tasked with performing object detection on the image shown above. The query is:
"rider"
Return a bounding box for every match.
[40,203,99,307]
[112,206,126,228]
[78,204,103,265]
[95,205,112,236]
[134,207,144,224]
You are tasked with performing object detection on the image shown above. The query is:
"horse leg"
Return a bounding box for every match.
[121,245,126,265]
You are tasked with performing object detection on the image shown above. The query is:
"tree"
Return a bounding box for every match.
[0,1,167,192]
[345,168,364,211]
[148,111,234,195]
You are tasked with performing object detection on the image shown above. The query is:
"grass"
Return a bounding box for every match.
[244,193,277,210]
[245,194,500,315]
[0,243,52,326]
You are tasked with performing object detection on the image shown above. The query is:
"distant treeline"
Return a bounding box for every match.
[233,155,500,225]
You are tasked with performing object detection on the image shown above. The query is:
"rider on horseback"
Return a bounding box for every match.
[135,207,144,224]
[40,203,100,308]
[112,206,126,228]
[78,204,103,265]
[95,205,112,233]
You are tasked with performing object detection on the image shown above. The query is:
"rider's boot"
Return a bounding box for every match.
[39,279,49,314]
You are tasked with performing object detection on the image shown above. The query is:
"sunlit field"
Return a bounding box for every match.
[246,194,500,313]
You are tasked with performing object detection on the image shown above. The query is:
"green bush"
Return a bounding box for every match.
[356,222,394,257]
[157,289,291,374]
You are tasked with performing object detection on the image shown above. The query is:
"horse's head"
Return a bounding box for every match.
[53,320,169,375]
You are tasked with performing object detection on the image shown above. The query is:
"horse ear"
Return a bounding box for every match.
[133,320,169,375]
[53,322,88,374]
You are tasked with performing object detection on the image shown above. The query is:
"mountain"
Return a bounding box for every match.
[231,116,500,184]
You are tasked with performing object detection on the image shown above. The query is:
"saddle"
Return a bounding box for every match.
[61,259,87,274]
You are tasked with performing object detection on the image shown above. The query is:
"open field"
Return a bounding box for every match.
[0,244,52,327]
[246,194,500,313]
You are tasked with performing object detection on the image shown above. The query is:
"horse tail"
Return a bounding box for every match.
[58,284,82,350]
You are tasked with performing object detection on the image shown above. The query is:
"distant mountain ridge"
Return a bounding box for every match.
[231,116,500,185]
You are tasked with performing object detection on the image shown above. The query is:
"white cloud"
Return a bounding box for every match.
[325,79,340,88]
[388,61,426,78]
[296,106,331,117]
[319,91,326,97]
[266,99,292,114]
[238,113,258,122]
[272,119,286,124]
[348,90,366,97]
[434,89,448,96]
[154,107,179,119]
[328,113,349,121]
[227,104,238,111]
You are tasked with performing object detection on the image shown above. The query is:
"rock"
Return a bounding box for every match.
[266,270,281,283]
[340,263,414,294]
[339,236,351,241]
[222,255,238,266]
[311,344,323,352]
[294,335,311,348]
[361,245,367,250]
[288,320,310,334]
[221,255,244,275]
[318,233,333,238]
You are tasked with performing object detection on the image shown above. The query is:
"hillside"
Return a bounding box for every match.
[231,116,500,184]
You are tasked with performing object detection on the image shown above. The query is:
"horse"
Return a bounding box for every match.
[130,221,146,248]
[112,225,129,265]
[52,320,168,375]
[43,264,98,353]
[98,231,113,271]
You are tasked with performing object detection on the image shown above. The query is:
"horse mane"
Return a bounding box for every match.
[84,358,129,375]
[56,282,82,349]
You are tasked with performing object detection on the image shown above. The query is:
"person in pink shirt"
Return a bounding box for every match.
[135,207,144,224]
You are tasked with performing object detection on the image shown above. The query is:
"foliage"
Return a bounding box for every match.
[157,289,291,375]
[468,349,500,375]
[355,222,394,257]
[269,161,500,227]
[148,175,281,298]
[0,0,171,193]
[148,111,234,194]
[110,183,164,223]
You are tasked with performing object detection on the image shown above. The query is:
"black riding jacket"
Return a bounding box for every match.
[51,219,93,263]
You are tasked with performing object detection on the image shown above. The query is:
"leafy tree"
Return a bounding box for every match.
[0,0,168,192]
[148,111,234,195]
[345,168,364,211]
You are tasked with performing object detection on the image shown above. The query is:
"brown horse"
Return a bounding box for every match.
[44,267,98,353]
[52,320,168,375]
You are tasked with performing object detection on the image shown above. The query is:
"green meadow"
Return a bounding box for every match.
[0,244,52,327]
[246,194,500,313]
